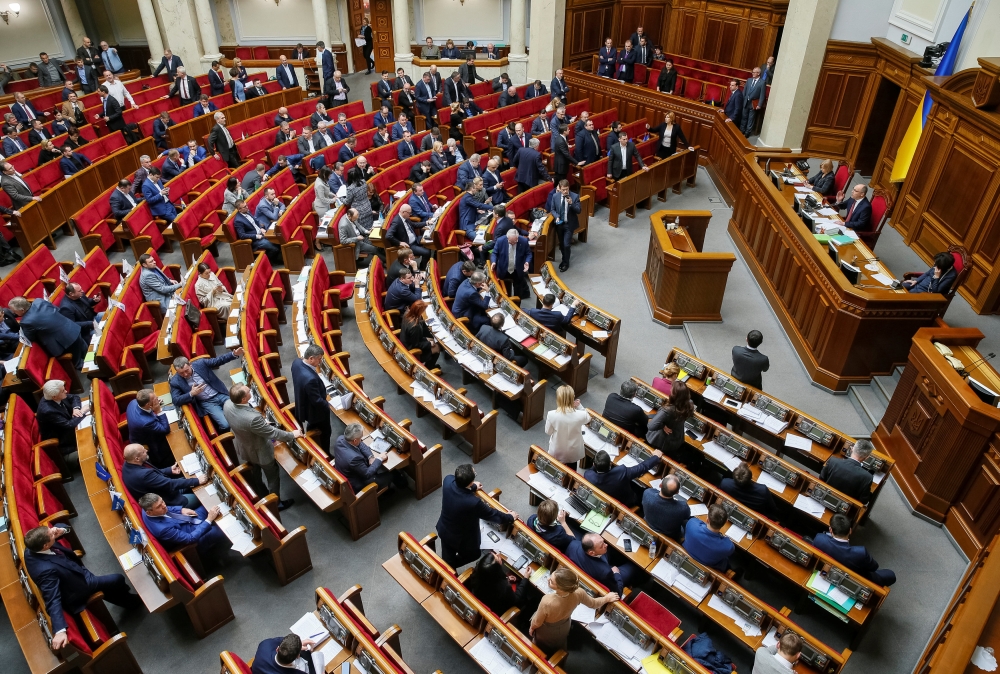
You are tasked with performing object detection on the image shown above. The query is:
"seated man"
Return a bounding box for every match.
[443,259,476,298]
[234,198,283,265]
[36,379,90,458]
[811,514,896,586]
[138,252,182,311]
[109,178,140,221]
[642,475,690,541]
[819,439,875,506]
[251,633,324,674]
[58,144,91,176]
[384,268,422,313]
[23,525,140,651]
[170,351,243,433]
[753,632,802,674]
[498,85,520,107]
[525,499,575,553]
[332,423,406,493]
[141,166,177,223]
[904,251,957,294]
[602,380,648,439]
[566,533,641,596]
[830,183,872,231]
[58,282,101,341]
[397,130,418,160]
[388,248,420,282]
[408,183,436,221]
[585,448,661,507]
[338,136,359,163]
[683,504,734,572]
[719,462,780,522]
[477,313,528,368]
[391,113,415,141]
[452,270,491,333]
[160,149,184,181]
[332,113,355,141]
[122,443,203,509]
[255,187,286,231]
[385,203,432,269]
[126,388,174,468]
[179,139,206,168]
[527,293,579,333]
[139,493,228,557]
[491,228,532,300]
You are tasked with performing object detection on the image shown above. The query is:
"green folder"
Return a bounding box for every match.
[813,234,831,244]
[230,371,246,385]
[806,570,855,613]
[580,510,611,534]
[831,235,854,246]
[84,351,95,363]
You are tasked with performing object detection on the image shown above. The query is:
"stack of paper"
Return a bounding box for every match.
[118,548,142,570]
[702,441,742,470]
[784,433,814,454]
[180,453,201,474]
[674,574,712,602]
[290,612,329,644]
[225,335,240,348]
[806,571,855,612]
[298,470,323,492]
[793,494,826,517]
[689,503,709,517]
[650,558,680,585]
[756,471,787,493]
[526,472,560,498]
[571,603,598,624]
[737,405,764,423]
[595,621,653,664]
[410,381,436,403]
[469,635,523,674]
[703,386,726,403]
[529,567,554,593]
[78,415,93,429]
[216,514,255,554]
[631,397,653,413]
[872,273,895,286]
[761,415,789,434]
[707,594,762,636]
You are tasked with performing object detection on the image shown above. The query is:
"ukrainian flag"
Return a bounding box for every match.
[890,5,972,183]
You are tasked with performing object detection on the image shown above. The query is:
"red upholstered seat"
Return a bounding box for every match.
[629,591,681,639]
[683,79,703,100]
[222,653,253,674]
[834,163,851,194]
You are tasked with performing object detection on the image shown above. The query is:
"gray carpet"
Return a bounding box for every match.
[0,82,978,673]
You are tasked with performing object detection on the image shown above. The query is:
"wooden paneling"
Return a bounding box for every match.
[370,0,395,74]
[564,0,617,72]
[662,0,785,70]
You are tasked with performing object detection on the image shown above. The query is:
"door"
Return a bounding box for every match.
[347,0,368,72]
[371,0,396,74]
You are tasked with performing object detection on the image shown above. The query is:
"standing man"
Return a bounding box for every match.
[459,56,484,85]
[126,388,174,468]
[759,56,776,85]
[315,41,335,96]
[36,52,66,88]
[170,351,244,433]
[724,79,744,127]
[292,345,332,453]
[545,179,581,273]
[207,61,226,95]
[550,68,570,103]
[491,228,533,300]
[168,66,200,106]
[207,112,241,168]
[96,85,127,136]
[551,124,572,185]
[8,296,87,368]
[223,384,302,510]
[0,162,41,208]
[102,70,137,109]
[511,138,551,194]
[152,49,183,78]
[731,329,769,389]
[436,464,517,568]
[741,67,765,137]
[58,282,101,341]
[607,132,648,181]
[275,55,299,90]
[36,380,90,460]
[76,37,102,68]
[415,72,438,126]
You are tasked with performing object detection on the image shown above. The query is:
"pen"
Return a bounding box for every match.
[307,632,326,641]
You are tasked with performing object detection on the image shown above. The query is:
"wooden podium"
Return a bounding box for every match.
[874,326,1000,556]
[642,210,735,326]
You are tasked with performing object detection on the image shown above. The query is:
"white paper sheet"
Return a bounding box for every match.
[724,525,748,543]
[650,558,680,586]
[673,574,711,602]
[756,471,787,494]
[783,433,813,453]
[571,603,598,624]
[702,441,742,470]
[703,385,725,403]
[290,612,329,643]
[972,646,998,671]
[707,594,762,636]
[793,494,826,517]
[526,472,560,498]
[689,503,709,517]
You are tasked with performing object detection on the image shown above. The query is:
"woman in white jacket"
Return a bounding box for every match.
[545,385,590,470]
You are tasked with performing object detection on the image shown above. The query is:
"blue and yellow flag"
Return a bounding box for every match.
[890,5,972,182]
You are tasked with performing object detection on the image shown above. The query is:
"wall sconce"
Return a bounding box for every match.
[0,3,20,24]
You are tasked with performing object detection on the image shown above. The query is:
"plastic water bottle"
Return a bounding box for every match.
[649,538,657,558]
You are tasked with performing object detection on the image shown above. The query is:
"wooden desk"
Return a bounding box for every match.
[411,57,510,69]
[642,210,735,325]
[873,327,1000,557]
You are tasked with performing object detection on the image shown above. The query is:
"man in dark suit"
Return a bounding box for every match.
[58,282,100,340]
[8,296,87,368]
[504,123,531,164]
[616,42,637,83]
[160,149,183,181]
[58,144,91,176]
[36,379,89,458]
[97,85,126,134]
[597,39,617,78]
[338,136,359,163]
[170,351,242,432]
[333,423,405,493]
[608,132,647,180]
[275,55,299,90]
[396,131,417,161]
[819,440,875,506]
[27,119,50,147]
[498,85,520,108]
[477,313,529,367]
[443,73,469,107]
[452,271,491,333]
[207,61,226,95]
[245,79,267,100]
[24,525,140,651]
[731,329,769,389]
[109,179,140,221]
[457,154,483,188]
[332,113,355,141]
[741,67,765,137]
[152,49,183,78]
[574,119,601,165]
[415,72,438,124]
[292,345,332,452]
[2,125,27,156]
[720,462,781,522]
[393,67,414,90]
[724,79,744,127]
[567,533,637,595]
[525,80,548,99]
[436,464,516,568]
[585,448,662,507]
[315,41,335,91]
[831,183,872,231]
[292,44,310,60]
[656,60,678,94]
[385,268,422,313]
[527,293,579,333]
[192,94,218,118]
[551,124,572,185]
[635,37,653,67]
[491,228,532,300]
[126,388,174,468]
[122,443,203,509]
[812,514,895,586]
[443,259,476,298]
[251,634,320,674]
[139,494,228,556]
[545,180,582,272]
[683,504,734,571]
[236,197,284,264]
[11,92,46,126]
[760,56,776,85]
[511,138,551,194]
[550,68,570,103]
[385,204,432,268]
[207,112,241,168]
[642,476,690,541]
[377,71,394,108]
[602,381,648,439]
[169,67,201,106]
[459,57,485,85]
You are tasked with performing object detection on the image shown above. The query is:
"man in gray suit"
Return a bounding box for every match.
[741,67,766,137]
[138,253,182,311]
[1,162,41,207]
[731,329,769,390]
[752,632,801,673]
[223,384,301,510]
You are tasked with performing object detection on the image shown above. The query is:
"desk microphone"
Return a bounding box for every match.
[961,353,996,379]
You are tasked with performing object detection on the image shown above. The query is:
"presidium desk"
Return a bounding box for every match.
[729,153,948,391]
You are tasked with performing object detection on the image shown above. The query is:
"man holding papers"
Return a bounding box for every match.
[251,633,322,674]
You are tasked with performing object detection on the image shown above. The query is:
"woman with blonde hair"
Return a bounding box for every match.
[430,140,448,173]
[544,385,589,470]
[806,158,837,197]
[529,566,617,655]
[448,102,466,143]
[652,362,680,395]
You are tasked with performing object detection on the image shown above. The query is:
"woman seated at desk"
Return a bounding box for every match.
[806,159,836,197]
[652,362,679,396]
[465,551,529,617]
[904,251,957,294]
[195,263,233,315]
[400,300,440,368]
